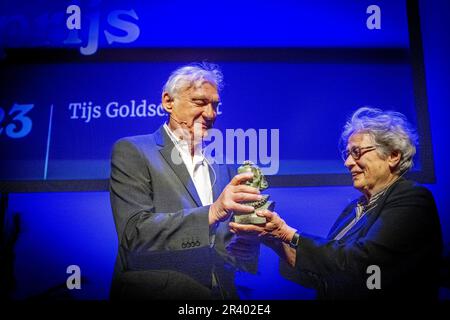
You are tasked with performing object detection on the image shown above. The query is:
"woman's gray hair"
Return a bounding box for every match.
[163,62,224,98]
[340,107,418,174]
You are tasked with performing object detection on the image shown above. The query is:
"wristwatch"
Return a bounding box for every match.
[289,232,300,248]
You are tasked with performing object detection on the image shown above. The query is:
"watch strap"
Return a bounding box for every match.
[289,232,300,248]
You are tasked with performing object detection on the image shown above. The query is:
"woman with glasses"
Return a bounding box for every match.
[229,107,443,300]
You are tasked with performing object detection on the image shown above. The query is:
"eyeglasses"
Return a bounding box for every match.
[341,146,376,161]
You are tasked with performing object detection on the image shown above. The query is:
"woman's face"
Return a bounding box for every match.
[344,133,398,196]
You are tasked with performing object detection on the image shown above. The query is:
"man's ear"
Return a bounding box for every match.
[388,150,401,170]
[162,92,174,113]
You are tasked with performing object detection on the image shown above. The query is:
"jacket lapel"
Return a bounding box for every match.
[208,161,224,201]
[336,180,403,241]
[327,205,357,240]
[339,210,373,240]
[156,126,202,207]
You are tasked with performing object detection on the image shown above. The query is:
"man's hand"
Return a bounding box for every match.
[226,234,260,260]
[208,172,262,225]
[229,210,297,244]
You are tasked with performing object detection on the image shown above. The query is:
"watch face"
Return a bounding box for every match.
[290,232,299,247]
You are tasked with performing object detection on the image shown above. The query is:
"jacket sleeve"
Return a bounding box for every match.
[109,138,211,252]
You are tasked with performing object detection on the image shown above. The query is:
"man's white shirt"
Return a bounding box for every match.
[163,123,213,206]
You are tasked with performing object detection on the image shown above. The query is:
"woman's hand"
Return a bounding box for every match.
[229,210,297,244]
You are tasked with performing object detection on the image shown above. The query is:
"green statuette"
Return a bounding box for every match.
[232,160,275,225]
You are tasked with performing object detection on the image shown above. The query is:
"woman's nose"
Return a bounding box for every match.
[344,154,355,168]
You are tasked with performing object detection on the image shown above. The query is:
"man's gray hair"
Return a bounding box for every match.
[163,62,224,98]
[340,107,418,174]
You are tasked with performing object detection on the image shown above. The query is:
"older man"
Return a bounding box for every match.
[230,107,443,300]
[109,63,261,300]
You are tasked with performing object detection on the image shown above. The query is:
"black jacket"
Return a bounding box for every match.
[283,178,442,300]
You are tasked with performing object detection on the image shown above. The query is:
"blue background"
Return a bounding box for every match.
[1,0,420,181]
[1,0,449,300]
[0,61,421,179]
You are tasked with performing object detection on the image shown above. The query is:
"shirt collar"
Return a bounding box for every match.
[163,123,204,163]
[358,176,401,209]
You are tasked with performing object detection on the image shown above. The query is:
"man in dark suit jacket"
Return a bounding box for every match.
[109,63,262,300]
[229,107,443,299]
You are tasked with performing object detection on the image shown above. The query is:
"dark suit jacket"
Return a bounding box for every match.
[281,178,442,300]
[109,125,257,300]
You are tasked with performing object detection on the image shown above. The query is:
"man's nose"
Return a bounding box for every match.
[203,103,216,120]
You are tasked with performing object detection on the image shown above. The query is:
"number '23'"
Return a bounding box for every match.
[0,104,34,138]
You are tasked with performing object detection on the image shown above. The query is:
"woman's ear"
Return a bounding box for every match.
[162,92,174,113]
[388,150,401,170]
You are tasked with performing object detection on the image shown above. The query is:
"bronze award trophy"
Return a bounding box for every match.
[232,160,275,225]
